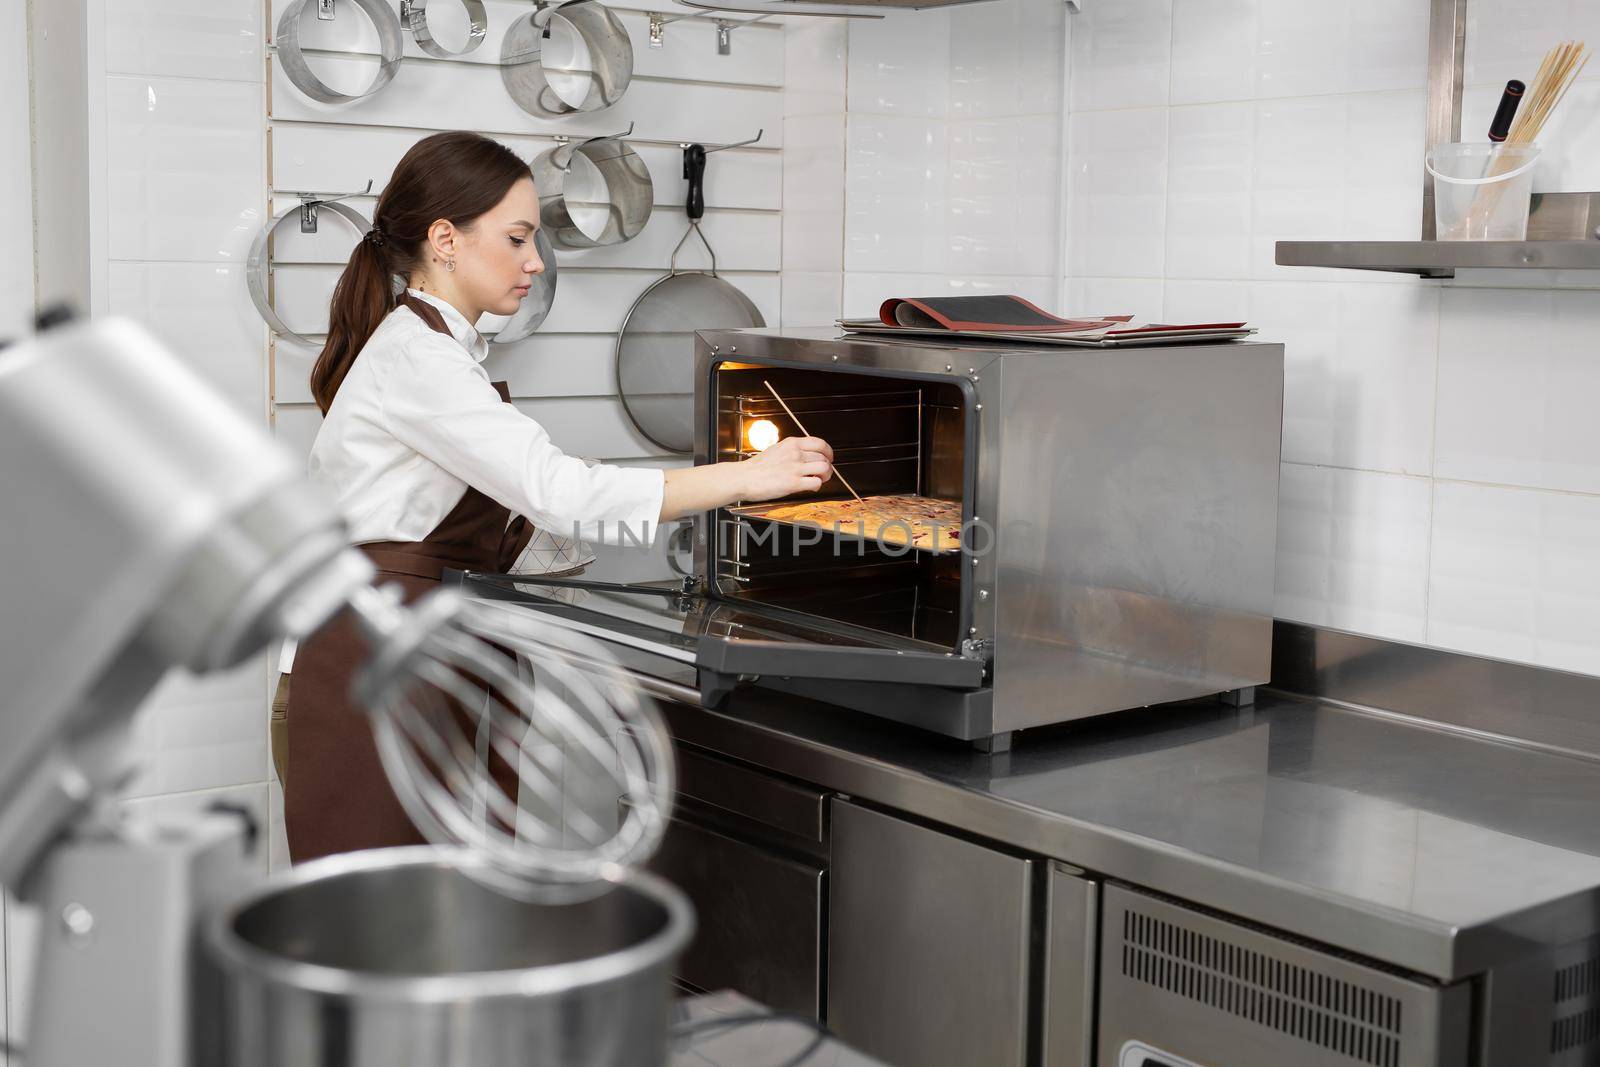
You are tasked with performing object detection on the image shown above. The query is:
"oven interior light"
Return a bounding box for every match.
[746,418,780,452]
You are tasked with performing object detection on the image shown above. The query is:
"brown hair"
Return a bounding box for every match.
[311,131,531,413]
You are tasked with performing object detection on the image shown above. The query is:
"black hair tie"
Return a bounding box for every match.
[365,224,387,249]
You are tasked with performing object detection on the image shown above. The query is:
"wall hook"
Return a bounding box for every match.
[683,129,763,154]
[292,179,375,233]
[551,121,636,146]
[647,10,696,47]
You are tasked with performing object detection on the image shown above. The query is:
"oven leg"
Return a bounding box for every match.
[1220,686,1256,707]
[973,731,1013,755]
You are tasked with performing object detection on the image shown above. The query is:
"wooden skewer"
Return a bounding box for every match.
[762,380,862,501]
[1462,39,1588,233]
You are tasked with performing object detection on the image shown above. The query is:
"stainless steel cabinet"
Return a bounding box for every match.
[646,744,829,1017]
[827,799,1034,1067]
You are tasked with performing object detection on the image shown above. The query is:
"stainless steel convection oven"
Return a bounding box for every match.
[465,328,1285,748]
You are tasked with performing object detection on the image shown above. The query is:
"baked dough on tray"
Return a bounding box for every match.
[750,494,962,552]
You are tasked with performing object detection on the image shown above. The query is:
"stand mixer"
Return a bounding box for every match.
[0,313,677,1065]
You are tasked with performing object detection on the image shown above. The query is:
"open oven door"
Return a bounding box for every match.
[451,571,994,738]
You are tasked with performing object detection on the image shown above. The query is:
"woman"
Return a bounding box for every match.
[283,131,833,862]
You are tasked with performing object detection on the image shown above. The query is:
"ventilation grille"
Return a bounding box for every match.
[1552,953,1600,1056]
[1557,957,1600,1004]
[1552,1009,1600,1055]
[1122,909,1403,1067]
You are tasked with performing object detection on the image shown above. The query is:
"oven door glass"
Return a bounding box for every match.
[456,572,986,707]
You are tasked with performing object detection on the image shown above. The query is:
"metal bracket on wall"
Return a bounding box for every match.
[318,0,337,19]
[647,10,773,52]
[1064,0,1083,11]
[293,179,374,233]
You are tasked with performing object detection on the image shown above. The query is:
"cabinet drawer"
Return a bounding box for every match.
[649,815,825,1018]
[675,743,827,848]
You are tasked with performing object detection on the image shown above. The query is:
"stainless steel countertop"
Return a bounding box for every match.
[463,577,1600,985]
[659,678,1600,985]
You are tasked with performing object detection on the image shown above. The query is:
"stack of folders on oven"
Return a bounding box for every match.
[839,295,1255,348]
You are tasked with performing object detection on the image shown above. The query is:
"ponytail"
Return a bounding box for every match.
[308,130,535,414]
[311,233,393,414]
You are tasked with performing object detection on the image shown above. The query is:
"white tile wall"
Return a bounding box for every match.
[1067,0,1600,676]
[1429,482,1600,676]
[0,0,34,340]
[1068,107,1167,278]
[1275,463,1432,642]
[818,0,1064,317]
[1435,287,1600,495]
[1068,0,1171,113]
[106,0,264,82]
[70,0,277,831]
[107,262,267,417]
[1463,1,1600,91]
[106,76,264,263]
[781,271,844,327]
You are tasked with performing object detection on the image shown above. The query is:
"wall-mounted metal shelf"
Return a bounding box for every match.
[1275,240,1600,279]
[1277,0,1600,280]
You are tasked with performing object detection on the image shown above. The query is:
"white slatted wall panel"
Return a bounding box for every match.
[265,0,785,473]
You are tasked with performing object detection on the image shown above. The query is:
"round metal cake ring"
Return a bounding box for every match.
[532,138,654,249]
[403,0,488,59]
[246,200,373,350]
[490,228,559,346]
[501,0,634,118]
[277,0,405,104]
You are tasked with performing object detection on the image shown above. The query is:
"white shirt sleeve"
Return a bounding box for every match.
[377,333,665,545]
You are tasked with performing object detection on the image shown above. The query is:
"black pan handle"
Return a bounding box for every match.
[683,143,707,221]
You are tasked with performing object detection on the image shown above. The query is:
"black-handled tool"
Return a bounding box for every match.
[683,143,707,221]
[1488,79,1525,142]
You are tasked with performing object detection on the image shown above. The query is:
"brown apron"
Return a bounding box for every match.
[285,293,536,864]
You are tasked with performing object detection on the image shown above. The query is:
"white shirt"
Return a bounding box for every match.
[310,289,664,544]
[280,289,664,673]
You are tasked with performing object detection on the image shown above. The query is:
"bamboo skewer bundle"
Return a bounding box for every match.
[1461,41,1590,235]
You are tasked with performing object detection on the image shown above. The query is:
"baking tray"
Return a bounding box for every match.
[727,497,964,555]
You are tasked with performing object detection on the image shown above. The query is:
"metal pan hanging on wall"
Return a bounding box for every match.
[400,0,488,58]
[246,196,373,349]
[615,142,765,455]
[501,0,634,118]
[532,132,654,249]
[489,228,560,345]
[248,197,559,348]
[276,0,406,105]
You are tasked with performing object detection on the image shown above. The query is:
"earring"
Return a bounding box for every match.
[445,258,456,273]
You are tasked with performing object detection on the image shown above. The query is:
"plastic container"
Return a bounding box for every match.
[1425,143,1541,240]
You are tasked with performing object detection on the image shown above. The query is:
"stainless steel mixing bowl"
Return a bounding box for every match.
[202,846,694,1066]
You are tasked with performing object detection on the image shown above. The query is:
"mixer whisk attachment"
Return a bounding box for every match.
[345,584,674,901]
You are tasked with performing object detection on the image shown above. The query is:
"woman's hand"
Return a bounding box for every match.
[738,436,836,502]
[658,435,837,522]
